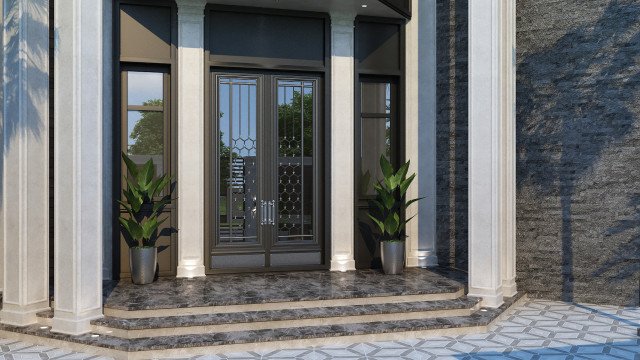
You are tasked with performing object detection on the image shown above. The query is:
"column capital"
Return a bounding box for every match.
[176,0,206,18]
[329,12,356,28]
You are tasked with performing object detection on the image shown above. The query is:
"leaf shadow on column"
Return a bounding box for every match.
[1,1,50,205]
[516,0,639,302]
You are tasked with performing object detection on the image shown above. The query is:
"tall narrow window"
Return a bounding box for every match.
[360,81,395,196]
[122,70,168,178]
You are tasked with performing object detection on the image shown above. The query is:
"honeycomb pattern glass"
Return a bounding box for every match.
[218,77,258,244]
[276,80,314,243]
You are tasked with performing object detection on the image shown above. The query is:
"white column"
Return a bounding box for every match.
[468,0,516,308]
[176,0,206,278]
[0,0,50,326]
[102,0,113,281]
[405,0,438,268]
[500,0,517,298]
[52,0,104,334]
[0,0,4,296]
[329,12,356,272]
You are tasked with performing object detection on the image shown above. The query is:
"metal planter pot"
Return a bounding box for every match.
[381,241,405,275]
[129,247,157,285]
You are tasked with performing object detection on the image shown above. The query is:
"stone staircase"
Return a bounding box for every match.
[0,269,524,359]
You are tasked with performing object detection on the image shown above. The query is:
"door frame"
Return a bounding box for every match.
[204,69,328,274]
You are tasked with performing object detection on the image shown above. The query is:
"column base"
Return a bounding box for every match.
[330,257,356,272]
[406,251,439,268]
[468,286,504,308]
[502,279,518,297]
[51,308,103,335]
[0,302,50,327]
[177,264,206,278]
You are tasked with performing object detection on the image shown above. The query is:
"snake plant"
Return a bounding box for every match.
[118,152,173,249]
[367,155,422,242]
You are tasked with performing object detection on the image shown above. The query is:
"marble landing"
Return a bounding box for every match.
[103,268,466,311]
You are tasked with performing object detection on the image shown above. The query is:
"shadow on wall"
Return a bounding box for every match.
[435,0,468,270]
[596,194,640,290]
[1,0,50,203]
[516,0,640,304]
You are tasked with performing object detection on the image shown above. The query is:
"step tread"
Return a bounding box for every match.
[91,297,481,330]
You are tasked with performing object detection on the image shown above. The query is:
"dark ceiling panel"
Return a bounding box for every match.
[378,0,411,19]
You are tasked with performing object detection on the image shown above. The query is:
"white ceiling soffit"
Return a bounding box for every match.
[206,0,403,18]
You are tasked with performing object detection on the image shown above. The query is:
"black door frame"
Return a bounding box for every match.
[205,69,327,273]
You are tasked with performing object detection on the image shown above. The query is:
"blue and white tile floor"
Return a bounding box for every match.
[0,300,638,359]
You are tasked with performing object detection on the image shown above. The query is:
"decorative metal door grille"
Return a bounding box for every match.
[276,80,315,244]
[217,77,258,244]
[211,73,322,271]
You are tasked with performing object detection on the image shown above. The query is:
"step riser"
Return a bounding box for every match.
[103,290,464,319]
[93,307,475,339]
[1,325,490,360]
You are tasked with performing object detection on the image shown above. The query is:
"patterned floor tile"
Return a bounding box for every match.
[0,300,638,359]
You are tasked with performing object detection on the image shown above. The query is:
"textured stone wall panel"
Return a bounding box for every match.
[436,0,469,270]
[516,0,640,306]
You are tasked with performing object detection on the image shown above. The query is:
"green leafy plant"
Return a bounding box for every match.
[118,152,173,249]
[367,155,422,242]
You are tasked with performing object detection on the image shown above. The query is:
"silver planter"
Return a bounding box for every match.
[381,241,405,275]
[129,247,157,285]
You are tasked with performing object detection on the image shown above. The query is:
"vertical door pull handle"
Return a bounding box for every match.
[260,200,267,225]
[268,200,275,225]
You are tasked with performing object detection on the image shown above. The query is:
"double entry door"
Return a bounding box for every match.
[209,72,324,271]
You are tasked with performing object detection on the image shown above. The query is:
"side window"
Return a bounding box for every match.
[122,70,168,179]
[359,81,396,196]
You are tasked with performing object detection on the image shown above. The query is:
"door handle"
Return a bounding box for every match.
[260,200,276,226]
[260,200,267,225]
[268,200,275,225]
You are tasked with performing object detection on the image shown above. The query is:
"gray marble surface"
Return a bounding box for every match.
[93,297,481,330]
[0,295,522,353]
[103,268,466,311]
[3,299,638,360]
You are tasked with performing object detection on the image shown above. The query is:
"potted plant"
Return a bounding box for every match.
[367,155,422,274]
[118,152,173,285]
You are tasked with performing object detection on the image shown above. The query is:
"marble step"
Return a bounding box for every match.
[89,297,481,338]
[3,296,526,360]
[5,295,527,360]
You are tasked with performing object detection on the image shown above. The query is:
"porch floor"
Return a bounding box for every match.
[1,267,530,360]
[103,267,468,311]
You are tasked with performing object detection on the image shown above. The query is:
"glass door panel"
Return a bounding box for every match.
[217,76,259,244]
[275,80,315,245]
[210,73,323,271]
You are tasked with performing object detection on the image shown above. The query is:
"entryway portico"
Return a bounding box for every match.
[0,0,517,338]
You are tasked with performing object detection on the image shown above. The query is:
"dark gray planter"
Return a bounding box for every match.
[129,247,157,285]
[381,241,405,275]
